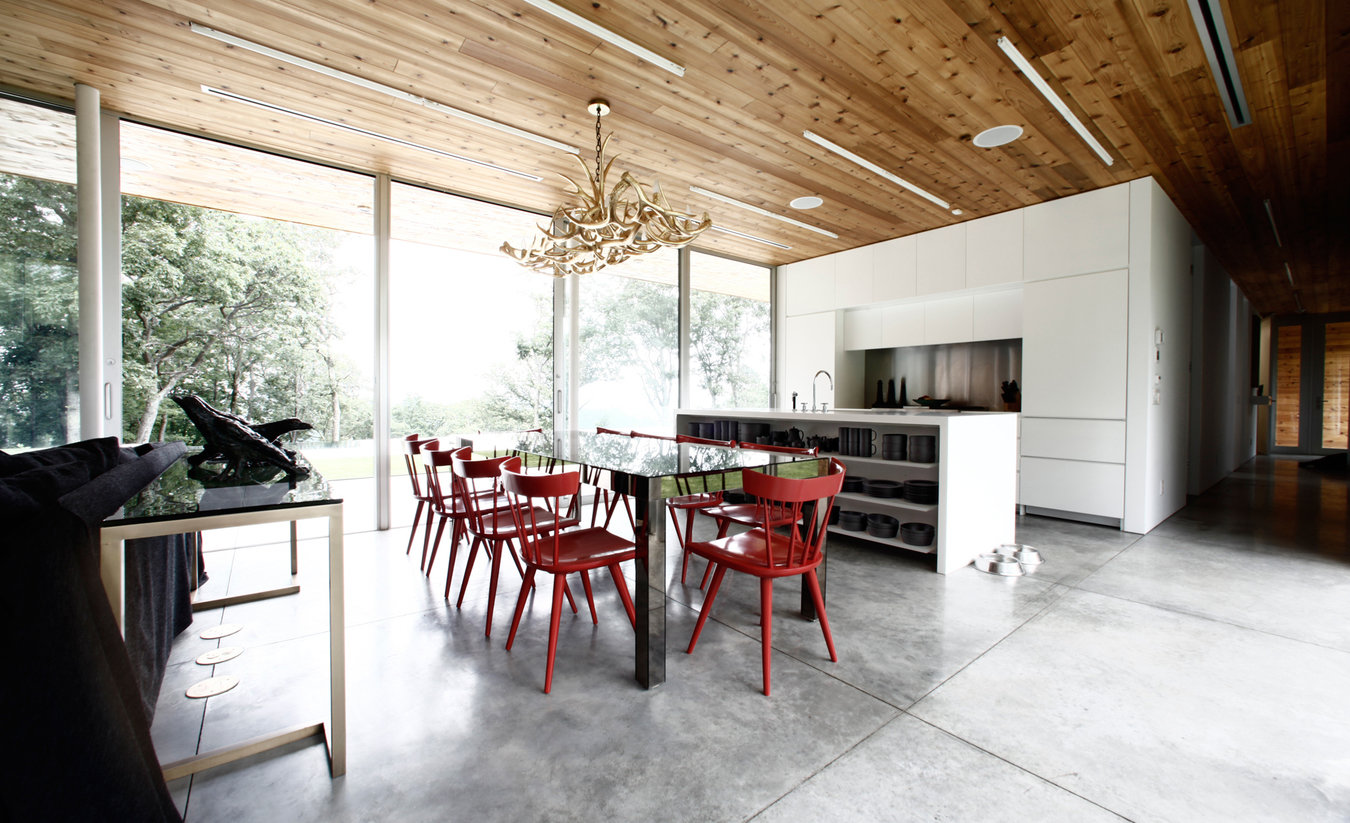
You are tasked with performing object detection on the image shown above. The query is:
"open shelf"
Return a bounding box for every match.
[828,525,937,554]
[834,491,937,513]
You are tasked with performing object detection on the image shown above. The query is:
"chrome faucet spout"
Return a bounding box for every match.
[812,369,834,412]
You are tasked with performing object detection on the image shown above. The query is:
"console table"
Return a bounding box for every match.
[99,456,346,778]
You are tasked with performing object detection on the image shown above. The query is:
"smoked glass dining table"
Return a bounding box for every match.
[468,430,828,689]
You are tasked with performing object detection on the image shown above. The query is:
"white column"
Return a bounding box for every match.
[76,84,103,440]
[374,174,392,530]
[677,248,691,409]
[99,111,122,438]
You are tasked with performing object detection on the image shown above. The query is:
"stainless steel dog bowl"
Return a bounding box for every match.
[995,543,1043,570]
[975,553,1024,576]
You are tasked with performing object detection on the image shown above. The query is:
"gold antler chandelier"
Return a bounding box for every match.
[502,100,711,277]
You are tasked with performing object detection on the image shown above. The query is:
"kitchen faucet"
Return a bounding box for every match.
[812,369,833,412]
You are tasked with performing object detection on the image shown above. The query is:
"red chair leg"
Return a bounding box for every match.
[443,521,465,602]
[761,577,774,696]
[544,574,566,694]
[505,567,536,651]
[484,539,504,637]
[407,500,425,554]
[804,569,837,661]
[607,563,636,628]
[686,565,727,654]
[562,579,579,613]
[504,538,528,581]
[579,571,598,624]
[455,537,483,604]
[699,560,717,590]
[425,515,447,575]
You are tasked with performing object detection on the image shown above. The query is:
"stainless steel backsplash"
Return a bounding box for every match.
[862,338,1022,410]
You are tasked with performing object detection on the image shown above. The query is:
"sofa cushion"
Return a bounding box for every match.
[0,436,122,479]
[0,460,94,514]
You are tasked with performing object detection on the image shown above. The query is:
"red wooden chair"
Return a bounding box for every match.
[401,434,438,558]
[422,446,512,592]
[693,442,822,587]
[684,458,846,695]
[586,426,635,532]
[451,452,579,637]
[667,434,737,583]
[501,468,637,693]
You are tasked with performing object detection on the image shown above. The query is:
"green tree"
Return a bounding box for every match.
[478,295,554,431]
[0,173,80,448]
[690,290,769,407]
[120,197,332,443]
[581,275,678,415]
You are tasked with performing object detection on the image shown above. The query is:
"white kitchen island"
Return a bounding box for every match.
[676,408,1019,573]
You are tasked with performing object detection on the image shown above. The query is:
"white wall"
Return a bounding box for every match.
[1124,178,1193,533]
[1188,244,1256,494]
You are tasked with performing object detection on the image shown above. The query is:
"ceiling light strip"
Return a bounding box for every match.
[710,225,791,250]
[518,0,685,77]
[801,131,950,210]
[1184,0,1251,127]
[1284,262,1295,287]
[200,85,542,181]
[690,186,838,238]
[1263,199,1282,247]
[996,37,1115,166]
[190,22,577,155]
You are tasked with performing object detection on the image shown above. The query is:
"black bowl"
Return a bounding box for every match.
[841,475,866,493]
[863,478,904,498]
[865,513,899,538]
[838,510,867,531]
[900,522,935,546]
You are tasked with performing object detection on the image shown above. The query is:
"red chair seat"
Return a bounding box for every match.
[685,530,823,579]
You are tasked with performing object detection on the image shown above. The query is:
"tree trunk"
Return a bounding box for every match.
[330,390,341,443]
[135,384,175,444]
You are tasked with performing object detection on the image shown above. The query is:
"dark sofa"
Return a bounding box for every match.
[1,436,190,822]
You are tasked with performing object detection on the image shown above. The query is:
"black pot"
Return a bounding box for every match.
[863,478,903,498]
[865,513,899,538]
[881,433,907,461]
[908,434,936,463]
[838,510,867,531]
[900,522,935,546]
[903,479,939,503]
[841,475,866,493]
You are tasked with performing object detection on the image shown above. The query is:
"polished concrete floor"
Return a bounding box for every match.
[155,456,1350,822]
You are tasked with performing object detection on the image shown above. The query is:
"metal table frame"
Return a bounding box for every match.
[100,499,345,778]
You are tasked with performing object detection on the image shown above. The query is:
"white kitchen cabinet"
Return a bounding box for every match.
[966,210,1023,287]
[1021,418,1126,463]
[916,223,966,295]
[1020,456,1125,519]
[784,311,837,407]
[873,236,918,302]
[832,245,874,308]
[1023,183,1130,281]
[972,288,1022,341]
[880,303,925,348]
[782,255,837,316]
[1022,269,1128,419]
[922,296,973,345]
[843,307,880,351]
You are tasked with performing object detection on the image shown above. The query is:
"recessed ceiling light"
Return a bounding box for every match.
[972,125,1024,148]
[789,195,823,210]
[950,208,963,216]
[690,187,838,238]
[121,157,153,173]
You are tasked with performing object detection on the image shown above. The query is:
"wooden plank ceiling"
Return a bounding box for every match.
[0,0,1341,314]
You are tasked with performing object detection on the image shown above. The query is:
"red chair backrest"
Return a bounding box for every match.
[502,468,581,567]
[675,434,737,447]
[452,451,521,532]
[742,458,845,570]
[595,426,629,436]
[631,430,676,441]
[738,441,820,456]
[421,445,467,508]
[403,436,438,495]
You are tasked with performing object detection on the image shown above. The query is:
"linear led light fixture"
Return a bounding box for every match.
[518,0,685,77]
[710,225,791,250]
[1184,0,1251,127]
[996,36,1115,166]
[1263,199,1282,247]
[690,186,838,238]
[190,22,577,155]
[200,85,542,181]
[1284,262,1295,287]
[801,130,950,210]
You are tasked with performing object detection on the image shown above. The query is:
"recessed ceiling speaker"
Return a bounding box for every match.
[973,125,1024,148]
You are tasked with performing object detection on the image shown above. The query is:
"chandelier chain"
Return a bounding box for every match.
[594,111,603,181]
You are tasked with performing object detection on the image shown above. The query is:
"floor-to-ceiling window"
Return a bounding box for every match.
[1270,314,1349,454]
[388,182,555,525]
[0,97,79,449]
[688,251,771,409]
[576,248,679,433]
[118,122,376,521]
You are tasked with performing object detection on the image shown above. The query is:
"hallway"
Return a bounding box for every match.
[155,456,1350,821]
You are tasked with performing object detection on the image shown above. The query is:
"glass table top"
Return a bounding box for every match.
[473,430,817,479]
[107,450,336,525]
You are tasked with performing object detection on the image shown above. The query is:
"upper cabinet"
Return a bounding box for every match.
[1023,183,1130,281]
[873,236,918,302]
[965,210,1023,288]
[916,223,966,295]
[832,245,875,308]
[782,255,836,316]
